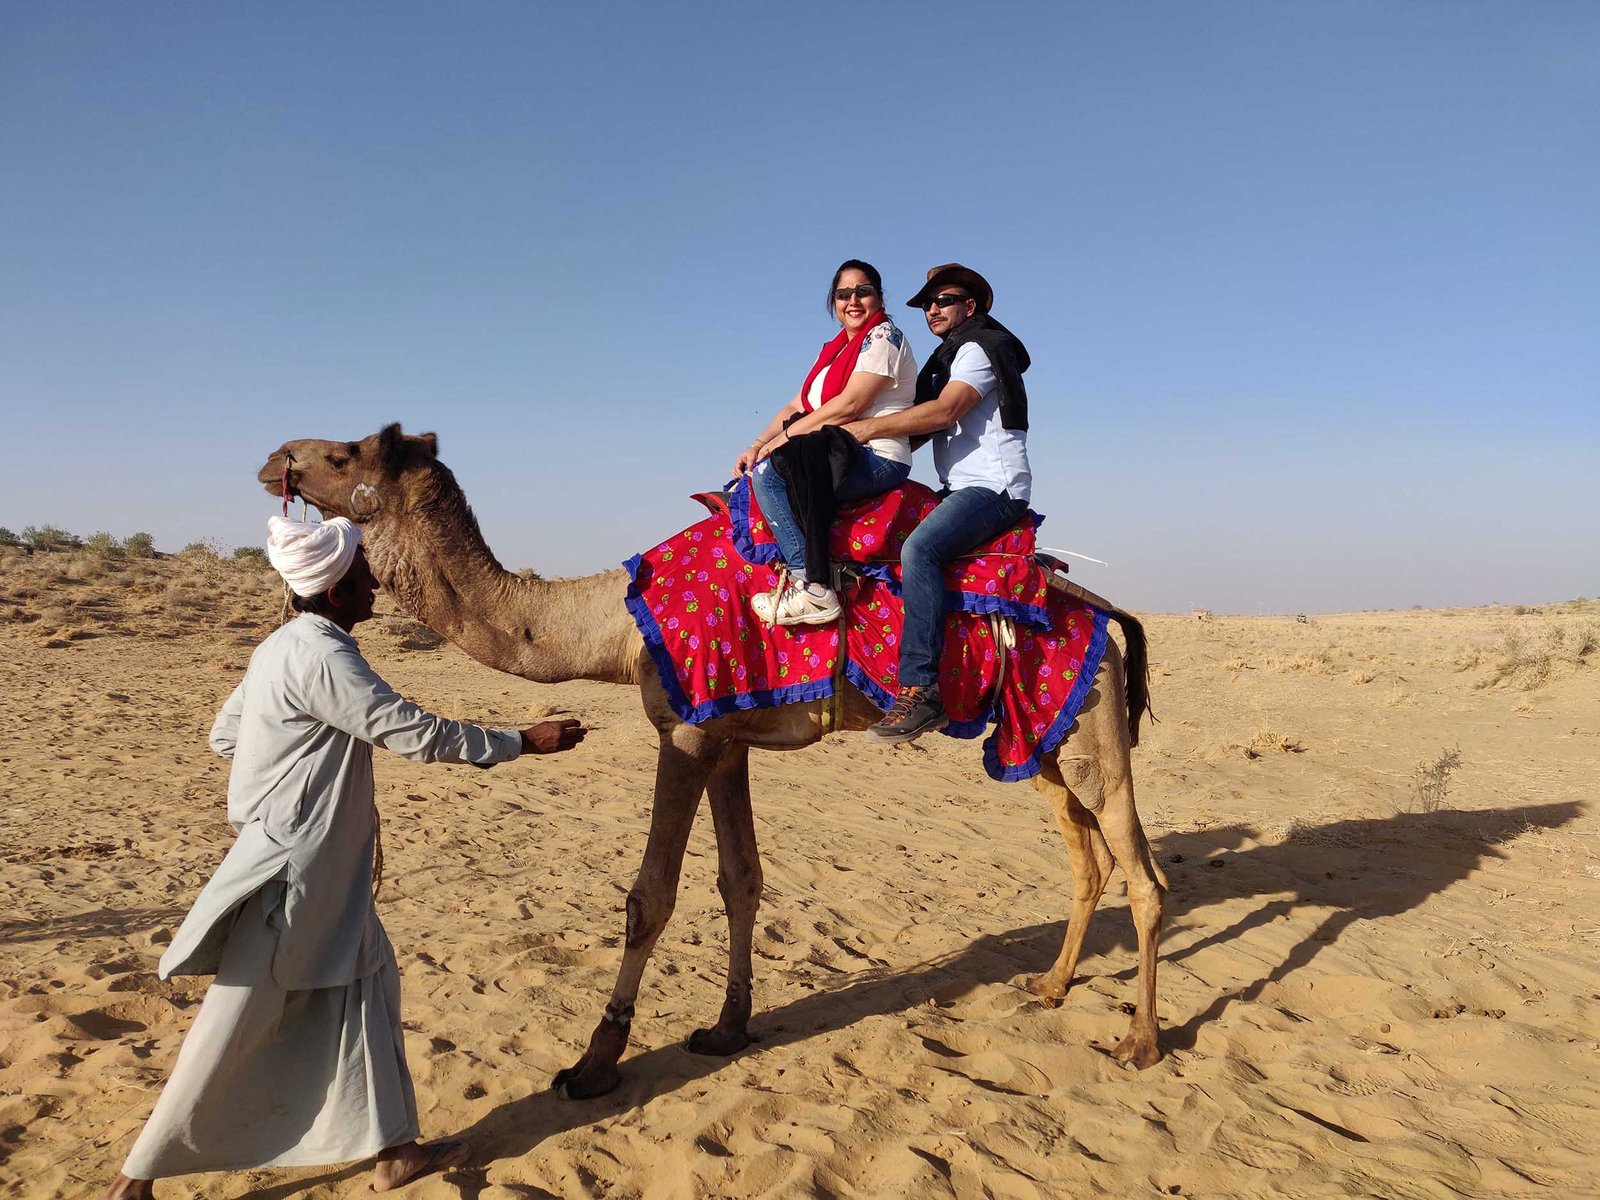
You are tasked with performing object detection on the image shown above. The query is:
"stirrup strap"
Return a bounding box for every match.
[820,562,862,734]
[985,611,1017,712]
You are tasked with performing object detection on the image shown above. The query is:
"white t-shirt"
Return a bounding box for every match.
[932,342,1032,501]
[804,321,918,465]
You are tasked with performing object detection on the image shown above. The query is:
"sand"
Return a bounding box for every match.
[2,546,1597,1198]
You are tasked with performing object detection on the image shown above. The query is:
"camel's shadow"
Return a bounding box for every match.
[375,797,1581,1191]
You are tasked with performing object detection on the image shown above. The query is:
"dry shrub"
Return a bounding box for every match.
[35,601,74,630]
[1265,649,1336,675]
[1224,656,1250,672]
[61,552,107,582]
[1409,746,1461,813]
[1348,669,1376,685]
[163,582,210,612]
[1478,621,1598,690]
[1192,609,1214,623]
[1245,728,1304,757]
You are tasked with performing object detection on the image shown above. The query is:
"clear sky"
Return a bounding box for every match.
[3,2,1595,613]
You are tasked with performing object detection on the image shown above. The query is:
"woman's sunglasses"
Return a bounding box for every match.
[832,285,881,302]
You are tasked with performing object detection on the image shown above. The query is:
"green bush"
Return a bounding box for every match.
[123,532,157,558]
[23,524,82,551]
[0,527,19,546]
[84,531,124,557]
[232,546,267,561]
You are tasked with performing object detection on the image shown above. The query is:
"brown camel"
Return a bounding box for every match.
[256,424,1169,1094]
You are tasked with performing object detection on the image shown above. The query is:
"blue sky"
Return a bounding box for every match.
[2,2,1595,612]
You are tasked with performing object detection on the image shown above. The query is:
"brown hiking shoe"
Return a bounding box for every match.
[865,684,948,745]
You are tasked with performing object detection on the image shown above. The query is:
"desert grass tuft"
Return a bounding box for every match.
[1409,746,1461,813]
[1264,649,1337,675]
[1221,728,1307,760]
[1477,620,1598,690]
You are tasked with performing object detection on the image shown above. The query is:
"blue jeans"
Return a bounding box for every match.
[898,486,1030,688]
[752,447,911,579]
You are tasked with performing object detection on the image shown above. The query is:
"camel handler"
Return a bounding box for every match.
[106,516,586,1199]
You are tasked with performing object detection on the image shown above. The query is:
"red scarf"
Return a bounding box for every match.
[797,310,889,413]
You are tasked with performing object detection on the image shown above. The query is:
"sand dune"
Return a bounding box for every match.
[2,547,1596,1198]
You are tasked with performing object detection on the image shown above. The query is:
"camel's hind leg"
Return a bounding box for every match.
[687,743,762,1056]
[1095,763,1167,1069]
[1027,752,1117,1003]
[1041,642,1168,1069]
[554,723,721,1099]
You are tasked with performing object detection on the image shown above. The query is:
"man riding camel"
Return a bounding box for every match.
[846,263,1033,744]
[106,516,586,1198]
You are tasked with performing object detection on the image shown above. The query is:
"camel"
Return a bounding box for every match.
[256,423,1170,1094]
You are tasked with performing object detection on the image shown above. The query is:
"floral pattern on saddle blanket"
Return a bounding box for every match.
[726,475,1054,629]
[623,485,1111,782]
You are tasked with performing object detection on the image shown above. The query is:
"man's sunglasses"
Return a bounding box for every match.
[923,293,970,310]
[832,285,881,302]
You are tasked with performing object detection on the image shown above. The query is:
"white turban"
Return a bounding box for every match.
[266,516,363,597]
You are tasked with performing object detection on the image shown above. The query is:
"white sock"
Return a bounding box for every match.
[804,582,832,599]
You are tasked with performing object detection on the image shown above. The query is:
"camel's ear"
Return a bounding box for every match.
[377,423,407,473]
[417,432,439,459]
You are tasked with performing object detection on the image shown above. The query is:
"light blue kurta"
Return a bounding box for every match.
[124,613,522,1179]
[160,612,521,990]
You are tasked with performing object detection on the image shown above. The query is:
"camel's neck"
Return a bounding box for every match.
[360,485,640,686]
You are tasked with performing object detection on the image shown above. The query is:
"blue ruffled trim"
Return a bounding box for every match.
[982,606,1112,783]
[625,552,840,725]
[944,714,991,740]
[727,476,782,567]
[873,575,1054,632]
[843,658,896,712]
[947,591,1053,631]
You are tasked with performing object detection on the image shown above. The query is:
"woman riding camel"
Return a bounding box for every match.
[732,259,919,626]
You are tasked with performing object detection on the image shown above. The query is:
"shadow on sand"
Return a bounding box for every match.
[240,798,1583,1197]
[0,905,189,946]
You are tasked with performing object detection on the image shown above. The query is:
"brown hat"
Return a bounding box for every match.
[905,262,994,314]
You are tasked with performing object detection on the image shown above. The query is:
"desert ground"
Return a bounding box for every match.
[1,543,1596,1199]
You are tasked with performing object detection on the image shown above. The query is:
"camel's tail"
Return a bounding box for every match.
[1038,571,1154,748]
[1108,608,1153,748]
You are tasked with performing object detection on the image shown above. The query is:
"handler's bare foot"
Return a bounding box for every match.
[372,1139,469,1192]
[105,1175,155,1200]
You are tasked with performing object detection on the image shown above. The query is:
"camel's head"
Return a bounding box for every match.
[258,423,440,523]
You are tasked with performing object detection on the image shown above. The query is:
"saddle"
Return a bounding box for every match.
[623,480,1112,783]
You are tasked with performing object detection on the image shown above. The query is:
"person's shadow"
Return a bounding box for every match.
[239,799,1582,1197]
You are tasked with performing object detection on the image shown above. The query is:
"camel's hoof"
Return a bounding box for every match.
[1025,975,1067,1006]
[552,1058,622,1100]
[1111,1030,1162,1071]
[686,1024,753,1057]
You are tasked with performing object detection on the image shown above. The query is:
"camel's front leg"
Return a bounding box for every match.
[688,744,762,1056]
[554,725,721,1099]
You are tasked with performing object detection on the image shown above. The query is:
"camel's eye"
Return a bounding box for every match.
[326,454,349,470]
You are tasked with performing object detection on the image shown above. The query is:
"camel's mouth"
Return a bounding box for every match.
[257,457,304,504]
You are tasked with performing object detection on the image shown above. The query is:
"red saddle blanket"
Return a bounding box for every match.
[623,478,1110,782]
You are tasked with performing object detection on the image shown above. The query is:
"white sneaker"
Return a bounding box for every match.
[752,582,841,627]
